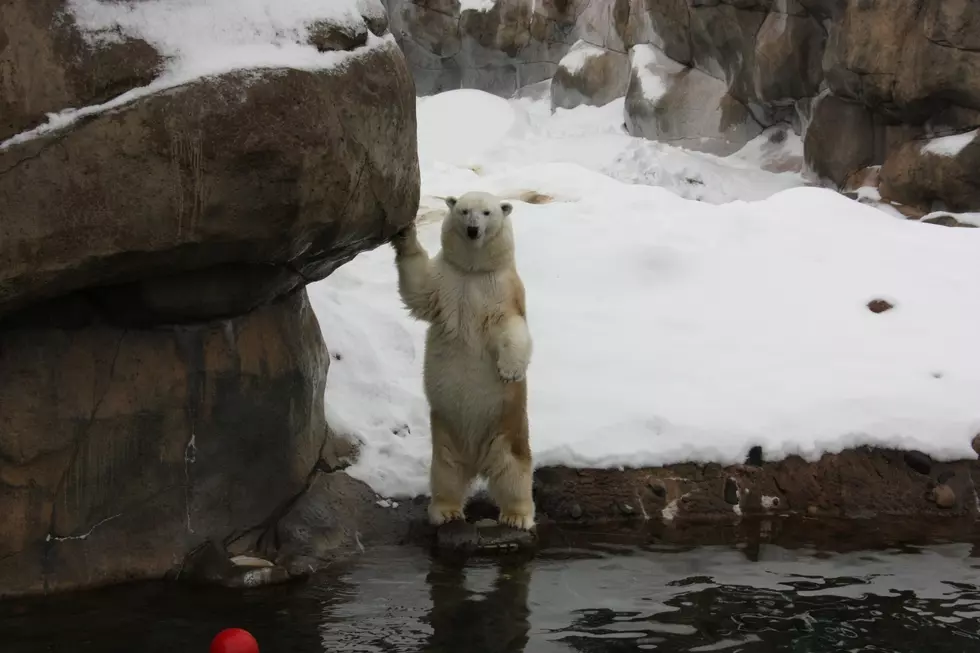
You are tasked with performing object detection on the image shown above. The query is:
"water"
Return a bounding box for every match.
[4,538,980,652]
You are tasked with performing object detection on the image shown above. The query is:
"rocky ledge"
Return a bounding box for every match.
[108,444,980,589]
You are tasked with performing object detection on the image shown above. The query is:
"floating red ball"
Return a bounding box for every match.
[210,628,259,653]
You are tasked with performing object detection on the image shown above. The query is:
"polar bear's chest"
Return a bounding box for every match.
[433,267,503,345]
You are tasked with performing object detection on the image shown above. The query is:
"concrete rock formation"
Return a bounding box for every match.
[0,0,420,597]
[551,40,630,111]
[625,44,762,156]
[386,0,980,212]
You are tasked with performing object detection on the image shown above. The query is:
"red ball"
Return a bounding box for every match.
[210,628,259,653]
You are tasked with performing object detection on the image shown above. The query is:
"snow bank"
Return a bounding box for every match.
[310,90,980,498]
[416,89,525,167]
[417,91,802,204]
[2,0,390,150]
[921,129,978,158]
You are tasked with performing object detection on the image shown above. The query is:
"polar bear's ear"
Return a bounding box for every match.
[445,196,457,210]
[500,202,513,216]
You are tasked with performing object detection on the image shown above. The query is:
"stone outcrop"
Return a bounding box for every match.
[383,0,631,97]
[387,0,980,211]
[625,44,762,156]
[551,40,630,111]
[0,1,420,597]
[880,129,980,213]
[0,46,418,324]
[0,291,329,595]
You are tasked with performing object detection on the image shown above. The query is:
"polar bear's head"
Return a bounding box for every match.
[444,191,513,244]
[441,191,515,271]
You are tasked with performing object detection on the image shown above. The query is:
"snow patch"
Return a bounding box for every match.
[460,0,497,13]
[629,44,684,103]
[920,129,978,158]
[417,89,525,167]
[311,90,980,498]
[729,126,804,175]
[559,40,608,75]
[856,186,882,203]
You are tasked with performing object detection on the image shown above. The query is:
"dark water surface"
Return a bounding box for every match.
[4,538,980,652]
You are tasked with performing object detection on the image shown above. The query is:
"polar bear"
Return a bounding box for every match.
[391,191,535,530]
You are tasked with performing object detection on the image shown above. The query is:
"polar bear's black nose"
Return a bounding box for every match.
[466,226,480,240]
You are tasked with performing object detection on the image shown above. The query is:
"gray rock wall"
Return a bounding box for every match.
[386,0,980,212]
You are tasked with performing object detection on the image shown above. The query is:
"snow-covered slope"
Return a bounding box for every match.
[310,90,980,498]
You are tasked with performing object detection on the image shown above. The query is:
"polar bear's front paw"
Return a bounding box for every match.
[428,503,465,526]
[391,222,420,254]
[498,511,535,531]
[497,354,528,383]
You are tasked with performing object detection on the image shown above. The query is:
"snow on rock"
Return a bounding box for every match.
[728,126,804,175]
[558,40,609,75]
[551,40,630,111]
[311,90,980,498]
[2,0,391,150]
[624,44,763,157]
[628,44,685,104]
[921,211,980,228]
[460,0,498,12]
[920,129,979,158]
[416,89,525,167]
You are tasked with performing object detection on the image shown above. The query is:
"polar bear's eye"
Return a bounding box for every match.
[482,210,490,216]
[461,209,469,216]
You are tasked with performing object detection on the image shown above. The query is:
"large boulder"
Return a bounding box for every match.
[0,44,418,324]
[753,3,825,105]
[0,291,334,597]
[550,40,630,110]
[822,0,980,122]
[803,93,878,187]
[623,0,691,64]
[0,0,421,596]
[686,0,768,105]
[625,45,762,156]
[880,129,980,213]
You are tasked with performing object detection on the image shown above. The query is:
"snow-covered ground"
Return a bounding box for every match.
[308,89,980,499]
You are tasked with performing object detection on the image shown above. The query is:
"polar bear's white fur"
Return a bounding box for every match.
[391,191,534,530]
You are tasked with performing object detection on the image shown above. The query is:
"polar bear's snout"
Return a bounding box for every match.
[466,226,481,240]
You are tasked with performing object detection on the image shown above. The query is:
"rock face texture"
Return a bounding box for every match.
[625,44,762,156]
[0,37,418,323]
[551,40,630,111]
[0,292,327,594]
[386,0,980,211]
[0,1,420,597]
